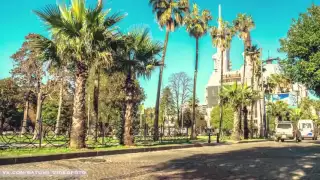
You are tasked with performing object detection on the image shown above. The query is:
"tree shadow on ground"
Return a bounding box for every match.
[140,144,320,180]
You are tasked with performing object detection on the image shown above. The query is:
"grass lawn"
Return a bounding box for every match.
[0,140,192,158]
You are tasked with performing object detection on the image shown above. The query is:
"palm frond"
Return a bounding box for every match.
[184,3,212,38]
[34,5,63,28]
[104,12,126,28]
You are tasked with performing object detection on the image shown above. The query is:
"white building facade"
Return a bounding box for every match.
[205,5,308,136]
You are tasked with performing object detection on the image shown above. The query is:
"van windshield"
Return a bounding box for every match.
[277,124,292,129]
[301,123,312,129]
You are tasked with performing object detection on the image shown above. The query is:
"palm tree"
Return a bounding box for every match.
[270,74,292,93]
[34,0,122,148]
[245,45,261,138]
[233,14,255,138]
[211,20,235,143]
[149,0,189,141]
[233,14,255,86]
[265,75,277,95]
[184,3,212,139]
[220,83,259,141]
[114,28,162,146]
[267,101,291,130]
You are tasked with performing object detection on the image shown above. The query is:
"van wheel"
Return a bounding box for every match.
[281,139,284,142]
[312,137,315,140]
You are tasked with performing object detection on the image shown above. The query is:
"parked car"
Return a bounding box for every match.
[297,120,318,140]
[274,121,301,142]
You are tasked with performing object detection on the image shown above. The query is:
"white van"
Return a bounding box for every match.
[274,121,301,142]
[298,120,318,140]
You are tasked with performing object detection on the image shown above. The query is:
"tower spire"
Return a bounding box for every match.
[218,4,222,29]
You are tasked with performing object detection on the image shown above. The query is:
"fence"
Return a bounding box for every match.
[0,120,189,149]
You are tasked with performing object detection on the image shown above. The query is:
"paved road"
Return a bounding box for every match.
[1,140,320,180]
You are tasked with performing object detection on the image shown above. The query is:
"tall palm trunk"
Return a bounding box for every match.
[154,30,170,141]
[232,108,241,141]
[55,79,64,135]
[243,36,251,139]
[70,63,87,149]
[243,105,249,139]
[250,59,255,139]
[217,50,224,143]
[124,69,134,146]
[240,44,247,132]
[93,68,100,143]
[191,38,199,140]
[21,91,30,135]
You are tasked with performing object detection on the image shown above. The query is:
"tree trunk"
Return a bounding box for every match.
[21,94,30,135]
[55,79,64,135]
[162,123,165,136]
[217,50,224,143]
[124,69,134,146]
[232,108,241,141]
[244,106,249,139]
[70,63,87,149]
[181,108,184,135]
[250,59,255,139]
[240,44,247,134]
[124,100,134,146]
[191,38,199,140]
[0,112,4,135]
[154,30,170,141]
[93,68,100,143]
[87,95,91,135]
[139,112,143,136]
[33,90,44,141]
[242,37,252,138]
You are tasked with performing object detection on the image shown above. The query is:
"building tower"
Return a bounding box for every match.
[205,4,232,127]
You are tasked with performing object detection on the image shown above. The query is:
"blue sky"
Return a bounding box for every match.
[0,0,317,107]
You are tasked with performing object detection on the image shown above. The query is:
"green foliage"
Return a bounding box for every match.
[87,70,145,141]
[233,13,255,45]
[149,0,189,31]
[299,97,315,119]
[182,108,192,128]
[144,107,155,128]
[159,86,175,125]
[220,83,260,110]
[211,21,235,51]
[184,3,212,39]
[0,78,23,129]
[210,105,233,132]
[267,101,291,122]
[34,0,124,69]
[280,4,320,95]
[42,101,58,126]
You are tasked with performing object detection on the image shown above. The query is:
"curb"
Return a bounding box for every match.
[0,143,212,166]
[237,140,270,144]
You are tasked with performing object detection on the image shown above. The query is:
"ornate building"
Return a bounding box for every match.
[205,5,308,136]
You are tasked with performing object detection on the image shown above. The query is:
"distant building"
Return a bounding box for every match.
[205,5,308,135]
